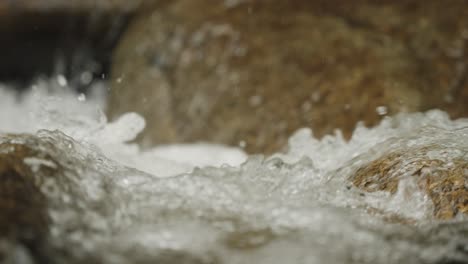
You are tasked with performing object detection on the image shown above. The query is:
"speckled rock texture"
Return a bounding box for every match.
[108,0,468,153]
[351,145,468,220]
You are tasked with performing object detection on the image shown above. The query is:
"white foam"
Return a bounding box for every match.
[0,83,467,263]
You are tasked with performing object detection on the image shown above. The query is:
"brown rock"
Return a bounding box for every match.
[0,140,54,262]
[0,132,221,263]
[351,146,468,220]
[0,133,115,263]
[108,0,468,153]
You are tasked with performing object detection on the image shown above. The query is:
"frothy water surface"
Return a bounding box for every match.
[0,83,467,263]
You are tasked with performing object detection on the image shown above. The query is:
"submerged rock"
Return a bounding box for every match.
[0,132,221,263]
[0,117,468,263]
[109,0,468,153]
[0,141,51,262]
[0,132,110,263]
[351,142,468,220]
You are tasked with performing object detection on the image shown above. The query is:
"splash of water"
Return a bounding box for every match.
[0,82,467,263]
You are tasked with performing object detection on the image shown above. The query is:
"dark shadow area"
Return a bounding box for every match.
[0,9,132,92]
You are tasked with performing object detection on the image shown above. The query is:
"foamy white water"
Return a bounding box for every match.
[0,82,467,264]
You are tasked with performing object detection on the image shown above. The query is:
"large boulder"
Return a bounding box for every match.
[108,0,468,153]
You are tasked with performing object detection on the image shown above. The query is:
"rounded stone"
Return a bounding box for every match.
[108,0,468,153]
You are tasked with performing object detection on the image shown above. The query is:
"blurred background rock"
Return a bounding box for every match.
[108,0,468,153]
[1,0,467,153]
[1,2,467,262]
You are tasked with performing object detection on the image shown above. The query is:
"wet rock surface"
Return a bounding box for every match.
[0,131,220,264]
[109,0,468,153]
[0,141,51,262]
[350,137,468,221]
[0,132,113,263]
[0,112,468,263]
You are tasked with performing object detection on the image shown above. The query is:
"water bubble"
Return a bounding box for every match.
[80,72,93,85]
[1,83,468,263]
[57,75,68,87]
[249,95,263,107]
[376,106,388,116]
[77,93,86,102]
[239,140,247,148]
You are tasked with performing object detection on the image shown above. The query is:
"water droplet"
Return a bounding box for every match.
[311,91,321,102]
[301,101,311,112]
[80,72,93,85]
[77,94,86,102]
[249,95,263,107]
[376,106,388,116]
[57,75,68,87]
[239,140,246,148]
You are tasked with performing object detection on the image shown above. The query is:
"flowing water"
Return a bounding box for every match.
[0,81,467,263]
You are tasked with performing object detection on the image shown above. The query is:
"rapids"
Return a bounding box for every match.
[0,81,467,263]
